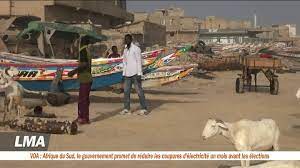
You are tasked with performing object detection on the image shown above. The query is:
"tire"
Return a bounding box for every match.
[47,92,71,106]
[236,78,244,93]
[270,78,279,95]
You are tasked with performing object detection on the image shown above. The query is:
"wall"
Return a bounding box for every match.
[55,0,133,22]
[286,24,297,37]
[180,17,200,31]
[148,11,164,25]
[202,16,251,30]
[0,1,10,15]
[133,12,149,23]
[166,7,184,17]
[115,21,166,50]
[145,7,199,45]
[44,5,112,28]
[0,0,132,27]
[0,1,54,20]
[144,21,166,47]
[167,31,198,45]
[148,7,184,28]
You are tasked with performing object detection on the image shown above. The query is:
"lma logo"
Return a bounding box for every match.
[0,133,50,151]
[15,136,45,147]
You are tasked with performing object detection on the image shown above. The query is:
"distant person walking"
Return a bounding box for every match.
[120,34,148,115]
[68,36,92,124]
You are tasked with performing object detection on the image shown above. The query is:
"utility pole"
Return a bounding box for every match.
[253,10,257,28]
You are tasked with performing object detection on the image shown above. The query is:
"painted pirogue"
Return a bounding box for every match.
[142,64,197,88]
[0,46,191,91]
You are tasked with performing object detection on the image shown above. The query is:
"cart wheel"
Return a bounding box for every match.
[236,77,244,93]
[270,78,279,95]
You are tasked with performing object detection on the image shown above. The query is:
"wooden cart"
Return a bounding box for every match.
[236,55,282,95]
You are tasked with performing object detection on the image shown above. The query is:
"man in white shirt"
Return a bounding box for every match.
[120,34,147,115]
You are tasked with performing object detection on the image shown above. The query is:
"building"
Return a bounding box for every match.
[134,7,200,45]
[201,16,252,30]
[133,12,149,23]
[286,24,297,37]
[199,29,272,44]
[271,24,297,38]
[91,21,166,56]
[165,16,200,45]
[0,0,133,29]
[115,21,166,51]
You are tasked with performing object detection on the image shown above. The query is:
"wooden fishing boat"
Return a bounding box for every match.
[142,64,196,88]
[0,46,191,91]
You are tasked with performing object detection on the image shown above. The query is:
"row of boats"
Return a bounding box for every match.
[0,45,195,91]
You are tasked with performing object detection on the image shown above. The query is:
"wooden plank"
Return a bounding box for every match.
[244,57,281,69]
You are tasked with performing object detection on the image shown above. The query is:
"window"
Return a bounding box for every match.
[170,19,174,26]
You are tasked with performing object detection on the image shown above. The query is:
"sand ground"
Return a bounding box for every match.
[1,71,300,167]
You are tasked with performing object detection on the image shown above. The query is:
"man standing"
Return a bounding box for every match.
[68,36,92,124]
[120,34,147,115]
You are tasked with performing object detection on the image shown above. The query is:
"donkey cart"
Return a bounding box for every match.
[235,56,282,95]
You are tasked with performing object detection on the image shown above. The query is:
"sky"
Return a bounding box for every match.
[127,1,300,34]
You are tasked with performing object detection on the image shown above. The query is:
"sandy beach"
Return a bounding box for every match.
[1,71,300,167]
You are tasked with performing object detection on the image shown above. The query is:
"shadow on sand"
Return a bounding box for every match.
[68,95,199,123]
[144,89,199,95]
[241,86,271,94]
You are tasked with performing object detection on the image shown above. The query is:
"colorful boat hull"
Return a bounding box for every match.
[19,71,123,91]
[142,65,195,88]
[0,46,191,91]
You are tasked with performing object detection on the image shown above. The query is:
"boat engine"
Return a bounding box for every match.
[47,68,71,106]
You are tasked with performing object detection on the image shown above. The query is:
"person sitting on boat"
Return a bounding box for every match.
[106,46,121,58]
[120,34,148,115]
[67,36,92,125]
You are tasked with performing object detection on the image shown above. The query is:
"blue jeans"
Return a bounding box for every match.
[123,75,147,110]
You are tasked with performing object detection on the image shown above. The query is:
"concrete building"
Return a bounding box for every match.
[201,16,252,30]
[91,21,166,56]
[115,21,166,51]
[133,12,149,23]
[166,16,200,45]
[0,0,133,29]
[199,29,272,44]
[253,24,297,42]
[133,7,200,45]
[286,24,297,37]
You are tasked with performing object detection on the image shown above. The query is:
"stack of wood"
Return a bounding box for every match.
[188,52,241,71]
[1,118,78,135]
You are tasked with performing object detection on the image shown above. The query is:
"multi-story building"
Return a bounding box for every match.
[0,0,133,28]
[134,7,201,45]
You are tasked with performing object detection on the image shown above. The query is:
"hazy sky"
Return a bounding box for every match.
[127,1,300,34]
